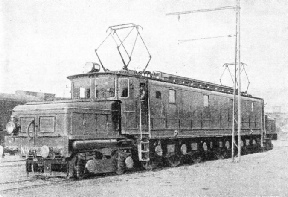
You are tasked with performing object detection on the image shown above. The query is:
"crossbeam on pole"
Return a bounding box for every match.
[166,6,237,16]
[178,34,235,44]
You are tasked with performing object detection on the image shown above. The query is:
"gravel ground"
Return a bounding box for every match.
[1,140,288,197]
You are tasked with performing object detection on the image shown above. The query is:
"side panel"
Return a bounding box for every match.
[148,80,263,139]
[5,111,69,157]
[149,84,166,130]
[71,111,120,139]
[180,90,193,129]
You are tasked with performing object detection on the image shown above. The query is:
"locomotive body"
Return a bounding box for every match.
[5,69,271,178]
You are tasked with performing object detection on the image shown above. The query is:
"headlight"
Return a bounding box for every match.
[6,122,16,134]
[40,145,50,158]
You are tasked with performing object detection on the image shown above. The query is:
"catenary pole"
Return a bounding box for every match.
[166,3,240,162]
[232,0,239,162]
[236,0,241,161]
[226,0,241,162]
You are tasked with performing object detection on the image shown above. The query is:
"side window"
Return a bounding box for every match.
[95,77,115,99]
[72,81,90,99]
[169,89,176,104]
[80,87,90,99]
[119,78,129,98]
[251,102,254,112]
[203,95,209,107]
[156,91,161,99]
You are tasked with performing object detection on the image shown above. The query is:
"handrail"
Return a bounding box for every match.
[27,120,35,140]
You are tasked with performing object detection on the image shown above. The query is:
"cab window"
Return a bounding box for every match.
[95,76,116,99]
[156,91,161,99]
[72,79,91,99]
[80,88,90,98]
[119,78,129,98]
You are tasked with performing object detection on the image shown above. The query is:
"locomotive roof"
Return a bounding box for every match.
[68,70,260,99]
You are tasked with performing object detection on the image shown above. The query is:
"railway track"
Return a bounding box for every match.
[0,146,269,195]
[0,158,67,193]
[0,156,25,168]
[0,176,69,193]
[0,163,25,168]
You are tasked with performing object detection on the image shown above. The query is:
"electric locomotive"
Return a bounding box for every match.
[4,24,273,178]
[4,67,271,178]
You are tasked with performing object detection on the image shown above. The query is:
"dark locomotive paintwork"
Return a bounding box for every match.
[4,70,273,178]
[67,71,264,138]
[6,99,123,157]
[148,79,263,138]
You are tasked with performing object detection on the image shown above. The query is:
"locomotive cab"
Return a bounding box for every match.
[68,70,149,136]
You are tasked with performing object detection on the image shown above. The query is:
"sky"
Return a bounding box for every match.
[0,0,287,112]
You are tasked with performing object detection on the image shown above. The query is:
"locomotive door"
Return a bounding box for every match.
[119,77,138,134]
[119,77,149,135]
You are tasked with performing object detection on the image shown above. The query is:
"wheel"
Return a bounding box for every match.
[180,144,191,164]
[254,138,262,152]
[66,156,76,179]
[214,149,225,160]
[70,154,86,180]
[190,152,203,164]
[141,161,154,170]
[223,148,231,158]
[26,160,32,174]
[115,150,128,175]
[75,159,85,179]
[141,156,162,170]
[166,154,181,167]
[241,146,247,155]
